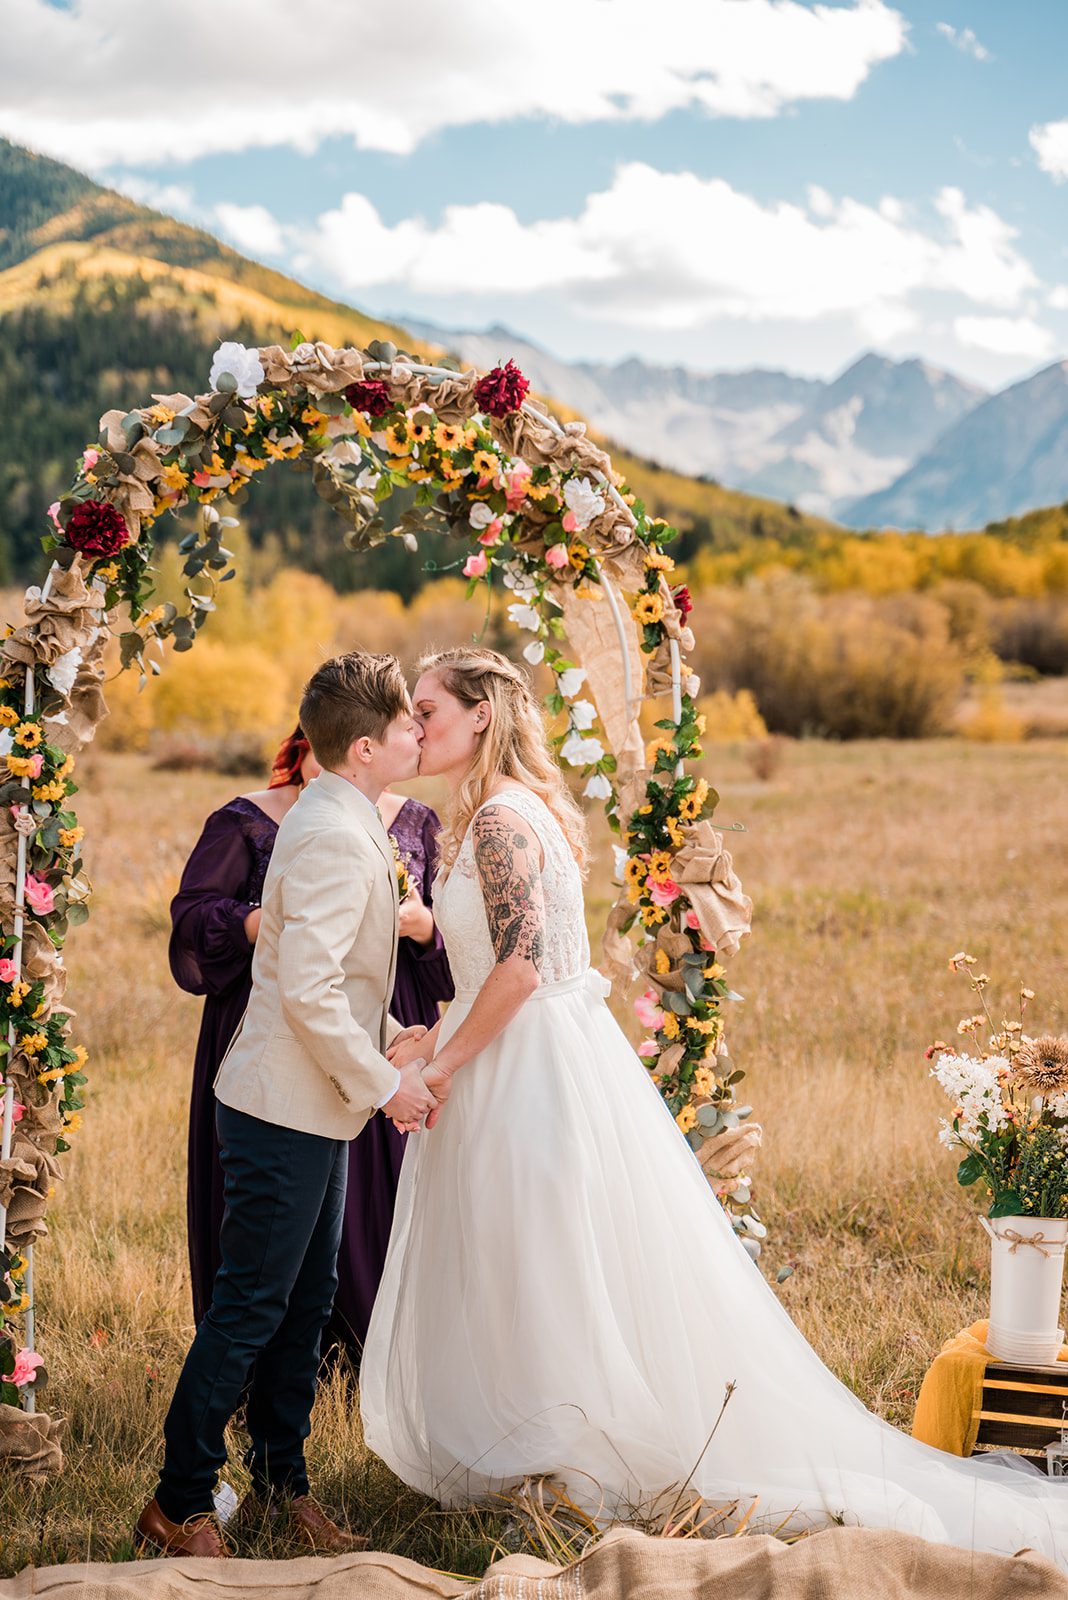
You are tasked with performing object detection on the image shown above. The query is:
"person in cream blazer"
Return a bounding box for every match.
[138,651,435,1558]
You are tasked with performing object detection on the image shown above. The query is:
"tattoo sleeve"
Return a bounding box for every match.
[472,806,545,973]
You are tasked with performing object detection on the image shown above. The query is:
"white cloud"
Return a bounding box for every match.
[935,22,992,61]
[288,166,1038,344]
[953,315,1055,359]
[107,173,198,217]
[215,203,287,258]
[0,0,908,168]
[1031,120,1068,182]
[1048,285,1068,311]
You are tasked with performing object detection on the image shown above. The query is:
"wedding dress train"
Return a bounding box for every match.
[360,788,1068,1568]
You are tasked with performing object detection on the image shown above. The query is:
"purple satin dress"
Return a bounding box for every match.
[169,794,454,1361]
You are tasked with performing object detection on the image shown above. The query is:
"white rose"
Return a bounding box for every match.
[563,477,606,530]
[469,502,496,530]
[523,640,545,665]
[570,699,597,731]
[290,342,317,364]
[356,467,381,491]
[585,772,613,800]
[556,666,586,698]
[0,730,12,757]
[507,603,541,632]
[47,645,83,698]
[209,341,265,399]
[560,733,605,766]
[612,844,628,879]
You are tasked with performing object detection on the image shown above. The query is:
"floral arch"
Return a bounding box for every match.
[0,337,756,1449]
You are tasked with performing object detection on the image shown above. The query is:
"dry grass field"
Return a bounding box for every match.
[1,736,1067,1574]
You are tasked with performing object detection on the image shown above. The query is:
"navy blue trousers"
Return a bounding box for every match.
[156,1102,348,1523]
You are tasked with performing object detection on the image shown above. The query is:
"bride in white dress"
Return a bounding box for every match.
[360,646,1068,1569]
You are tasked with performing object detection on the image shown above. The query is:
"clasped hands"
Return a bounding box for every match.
[382,1025,452,1132]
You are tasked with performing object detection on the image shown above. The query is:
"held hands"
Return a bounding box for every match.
[382,1059,436,1133]
[397,891,434,945]
[420,1061,453,1130]
[387,1024,430,1071]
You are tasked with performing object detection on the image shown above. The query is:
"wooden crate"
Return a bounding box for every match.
[973,1361,1068,1472]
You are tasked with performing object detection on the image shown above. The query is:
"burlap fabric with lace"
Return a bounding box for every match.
[1,1525,1063,1600]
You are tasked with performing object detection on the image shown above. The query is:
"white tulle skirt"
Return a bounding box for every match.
[360,972,1068,1567]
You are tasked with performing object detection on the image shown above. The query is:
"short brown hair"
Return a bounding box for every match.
[299,652,409,768]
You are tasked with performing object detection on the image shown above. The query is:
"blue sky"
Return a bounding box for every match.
[7,0,1068,389]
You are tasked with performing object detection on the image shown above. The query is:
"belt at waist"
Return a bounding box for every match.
[452,967,612,1006]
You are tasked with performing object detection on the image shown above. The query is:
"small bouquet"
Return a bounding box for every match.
[928,952,1068,1218]
[391,836,412,901]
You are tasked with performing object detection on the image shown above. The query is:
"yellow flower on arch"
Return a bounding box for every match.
[14,723,42,748]
[472,449,498,478]
[678,779,709,822]
[624,856,647,886]
[654,949,671,975]
[0,706,18,728]
[646,850,675,884]
[383,423,410,456]
[646,736,675,766]
[644,551,675,573]
[409,415,433,443]
[661,1013,680,1040]
[633,593,664,627]
[434,422,462,452]
[676,1105,697,1133]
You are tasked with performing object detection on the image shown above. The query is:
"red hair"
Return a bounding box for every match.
[269,724,311,789]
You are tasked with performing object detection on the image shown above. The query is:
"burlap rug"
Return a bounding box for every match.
[2,1526,1065,1600]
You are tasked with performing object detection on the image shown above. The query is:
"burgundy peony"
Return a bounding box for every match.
[672,584,693,619]
[64,500,130,559]
[473,360,530,418]
[343,379,394,418]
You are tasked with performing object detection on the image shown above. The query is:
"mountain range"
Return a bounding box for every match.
[1,132,1067,571]
[402,320,1068,531]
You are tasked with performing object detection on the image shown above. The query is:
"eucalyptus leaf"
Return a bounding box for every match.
[215,371,238,394]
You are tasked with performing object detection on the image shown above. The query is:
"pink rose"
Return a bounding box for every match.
[685,910,701,931]
[562,510,579,534]
[505,463,532,511]
[463,551,489,579]
[10,1349,44,1387]
[47,502,62,529]
[82,448,100,471]
[24,875,55,915]
[0,959,17,983]
[477,519,503,546]
[637,1040,660,1058]
[634,988,666,1031]
[544,544,569,570]
[649,877,681,908]
[11,1101,23,1124]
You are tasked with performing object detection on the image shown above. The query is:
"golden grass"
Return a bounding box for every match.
[2,739,1067,1573]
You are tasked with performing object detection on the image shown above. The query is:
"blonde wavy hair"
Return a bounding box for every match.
[416,646,589,878]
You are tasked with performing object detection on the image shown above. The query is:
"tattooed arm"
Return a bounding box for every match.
[420,804,544,1125]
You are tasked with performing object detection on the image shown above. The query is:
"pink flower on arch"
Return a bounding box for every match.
[0,959,17,984]
[477,520,503,546]
[649,878,681,909]
[463,551,489,579]
[504,462,532,511]
[562,510,579,534]
[24,875,55,915]
[637,1040,660,1058]
[82,448,100,472]
[47,502,62,530]
[634,988,666,1031]
[544,544,569,570]
[10,1349,44,1387]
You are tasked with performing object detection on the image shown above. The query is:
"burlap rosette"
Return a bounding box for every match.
[672,820,753,962]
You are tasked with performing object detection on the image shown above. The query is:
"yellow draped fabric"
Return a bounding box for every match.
[912,1318,1068,1456]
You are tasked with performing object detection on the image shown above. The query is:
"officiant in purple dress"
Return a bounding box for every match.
[168,723,454,1361]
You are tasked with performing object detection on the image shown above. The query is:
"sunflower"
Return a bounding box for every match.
[624,856,647,887]
[645,850,675,884]
[569,542,590,569]
[676,1105,697,1133]
[383,423,410,455]
[14,723,41,748]
[1014,1035,1068,1096]
[644,551,675,573]
[0,706,18,728]
[434,422,462,452]
[472,449,498,478]
[646,736,675,766]
[409,415,432,443]
[654,948,671,975]
[634,593,664,626]
[677,779,709,821]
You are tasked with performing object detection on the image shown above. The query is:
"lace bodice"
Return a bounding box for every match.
[434,789,589,995]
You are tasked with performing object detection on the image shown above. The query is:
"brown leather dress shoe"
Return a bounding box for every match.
[134,1496,230,1558]
[236,1490,365,1552]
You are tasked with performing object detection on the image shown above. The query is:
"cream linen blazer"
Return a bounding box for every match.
[214,769,402,1139]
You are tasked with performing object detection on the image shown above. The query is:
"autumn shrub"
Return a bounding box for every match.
[689,578,964,738]
[992,598,1068,676]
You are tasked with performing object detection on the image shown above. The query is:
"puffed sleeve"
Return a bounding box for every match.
[169,806,258,998]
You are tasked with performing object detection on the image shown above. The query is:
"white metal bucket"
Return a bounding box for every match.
[982,1214,1068,1364]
